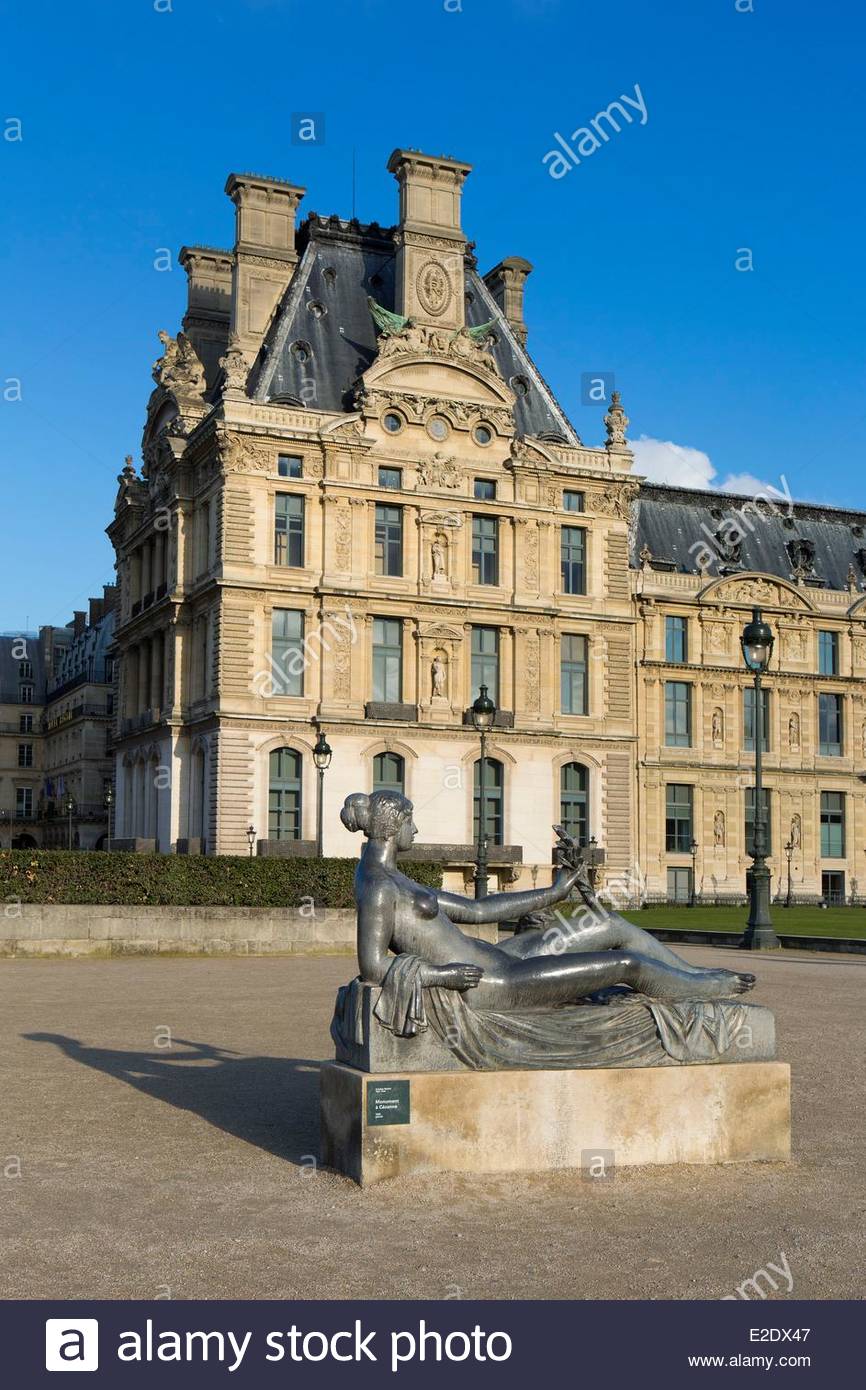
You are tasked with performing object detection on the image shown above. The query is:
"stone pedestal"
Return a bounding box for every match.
[320,1060,791,1186]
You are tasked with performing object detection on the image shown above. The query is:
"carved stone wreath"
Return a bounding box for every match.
[416,260,453,318]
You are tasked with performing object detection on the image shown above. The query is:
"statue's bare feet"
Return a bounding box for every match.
[684,968,756,999]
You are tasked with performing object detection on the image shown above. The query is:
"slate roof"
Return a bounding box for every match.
[251,214,578,443]
[633,483,866,592]
[49,610,115,695]
[0,635,49,705]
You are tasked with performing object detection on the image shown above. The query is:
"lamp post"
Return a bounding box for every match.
[740,607,780,949]
[784,837,794,908]
[65,794,75,852]
[104,784,113,853]
[313,728,333,859]
[247,824,256,858]
[471,684,496,899]
[689,838,699,907]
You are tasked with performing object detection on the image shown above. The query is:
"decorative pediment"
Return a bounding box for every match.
[699,573,816,612]
[358,319,515,416]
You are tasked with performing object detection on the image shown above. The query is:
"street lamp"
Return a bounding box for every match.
[784,837,794,908]
[313,728,333,859]
[689,838,699,908]
[247,824,256,858]
[471,684,496,899]
[740,607,780,949]
[104,784,113,853]
[64,794,75,852]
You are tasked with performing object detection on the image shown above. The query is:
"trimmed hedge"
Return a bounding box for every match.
[0,850,442,908]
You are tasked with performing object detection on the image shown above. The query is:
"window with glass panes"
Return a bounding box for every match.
[743,686,771,751]
[665,784,693,852]
[474,478,496,501]
[664,681,692,746]
[16,788,33,818]
[560,526,586,594]
[818,692,843,755]
[560,763,589,845]
[375,504,403,576]
[268,748,302,840]
[473,758,503,844]
[667,867,692,903]
[818,630,839,676]
[561,635,588,714]
[378,466,402,490]
[372,618,402,702]
[472,515,498,585]
[820,791,845,857]
[274,494,304,567]
[19,715,32,733]
[563,490,585,513]
[271,609,304,696]
[744,787,772,855]
[373,752,405,795]
[17,744,33,768]
[665,615,688,663]
[278,455,303,479]
[471,626,499,704]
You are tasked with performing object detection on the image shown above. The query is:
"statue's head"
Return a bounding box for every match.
[340,791,417,849]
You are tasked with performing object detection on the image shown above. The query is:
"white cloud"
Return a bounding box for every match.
[630,435,716,488]
[630,436,777,497]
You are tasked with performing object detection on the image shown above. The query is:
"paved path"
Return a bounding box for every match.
[1,948,863,1299]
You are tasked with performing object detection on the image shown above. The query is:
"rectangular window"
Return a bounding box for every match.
[822,870,845,905]
[471,626,499,705]
[19,660,33,679]
[274,494,304,567]
[820,791,845,858]
[665,615,688,663]
[665,784,693,853]
[278,455,303,479]
[378,466,402,490]
[372,618,402,703]
[664,681,692,747]
[818,630,839,676]
[743,686,771,751]
[375,504,403,577]
[473,478,496,501]
[271,609,305,697]
[17,743,33,768]
[16,787,33,819]
[745,787,772,855]
[561,634,588,715]
[818,692,843,755]
[19,714,33,733]
[563,490,585,513]
[561,526,586,594]
[472,515,498,585]
[19,685,34,704]
[667,867,692,903]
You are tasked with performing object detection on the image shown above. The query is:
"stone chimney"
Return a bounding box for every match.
[224,173,306,353]
[178,245,233,388]
[102,583,118,615]
[387,149,472,331]
[483,257,533,346]
[72,611,86,637]
[89,597,104,627]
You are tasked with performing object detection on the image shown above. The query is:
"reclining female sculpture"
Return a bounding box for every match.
[332,790,763,1072]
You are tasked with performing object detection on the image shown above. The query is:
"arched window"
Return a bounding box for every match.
[269,747,302,840]
[373,752,405,795]
[473,757,504,845]
[560,762,589,845]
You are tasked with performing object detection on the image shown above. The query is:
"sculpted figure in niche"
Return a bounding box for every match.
[790,814,801,850]
[713,810,725,847]
[788,711,801,751]
[431,654,447,700]
[862,719,866,759]
[340,792,756,1010]
[431,535,447,579]
[711,708,724,747]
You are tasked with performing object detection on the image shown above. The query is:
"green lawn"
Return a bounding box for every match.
[622,906,865,940]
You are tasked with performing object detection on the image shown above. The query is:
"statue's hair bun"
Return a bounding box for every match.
[340,792,370,834]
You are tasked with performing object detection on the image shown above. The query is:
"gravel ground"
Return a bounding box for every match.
[1,948,863,1300]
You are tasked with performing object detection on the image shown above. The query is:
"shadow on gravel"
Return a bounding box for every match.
[22,1033,321,1165]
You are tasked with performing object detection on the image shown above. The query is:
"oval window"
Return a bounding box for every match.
[473,424,492,446]
[383,412,403,434]
[427,416,449,441]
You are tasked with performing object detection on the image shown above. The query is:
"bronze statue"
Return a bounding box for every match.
[341,791,755,1010]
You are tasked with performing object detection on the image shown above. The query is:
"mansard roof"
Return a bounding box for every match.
[0,635,49,704]
[633,481,866,592]
[250,214,578,444]
[49,609,115,695]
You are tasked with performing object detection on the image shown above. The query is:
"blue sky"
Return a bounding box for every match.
[1,0,863,629]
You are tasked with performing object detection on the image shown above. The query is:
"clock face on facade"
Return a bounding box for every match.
[416,260,452,317]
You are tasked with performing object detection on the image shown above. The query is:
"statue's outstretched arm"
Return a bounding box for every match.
[437,868,580,926]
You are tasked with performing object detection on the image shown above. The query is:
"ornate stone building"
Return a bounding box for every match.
[106,147,866,902]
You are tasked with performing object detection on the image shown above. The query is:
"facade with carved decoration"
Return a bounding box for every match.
[106,148,866,903]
